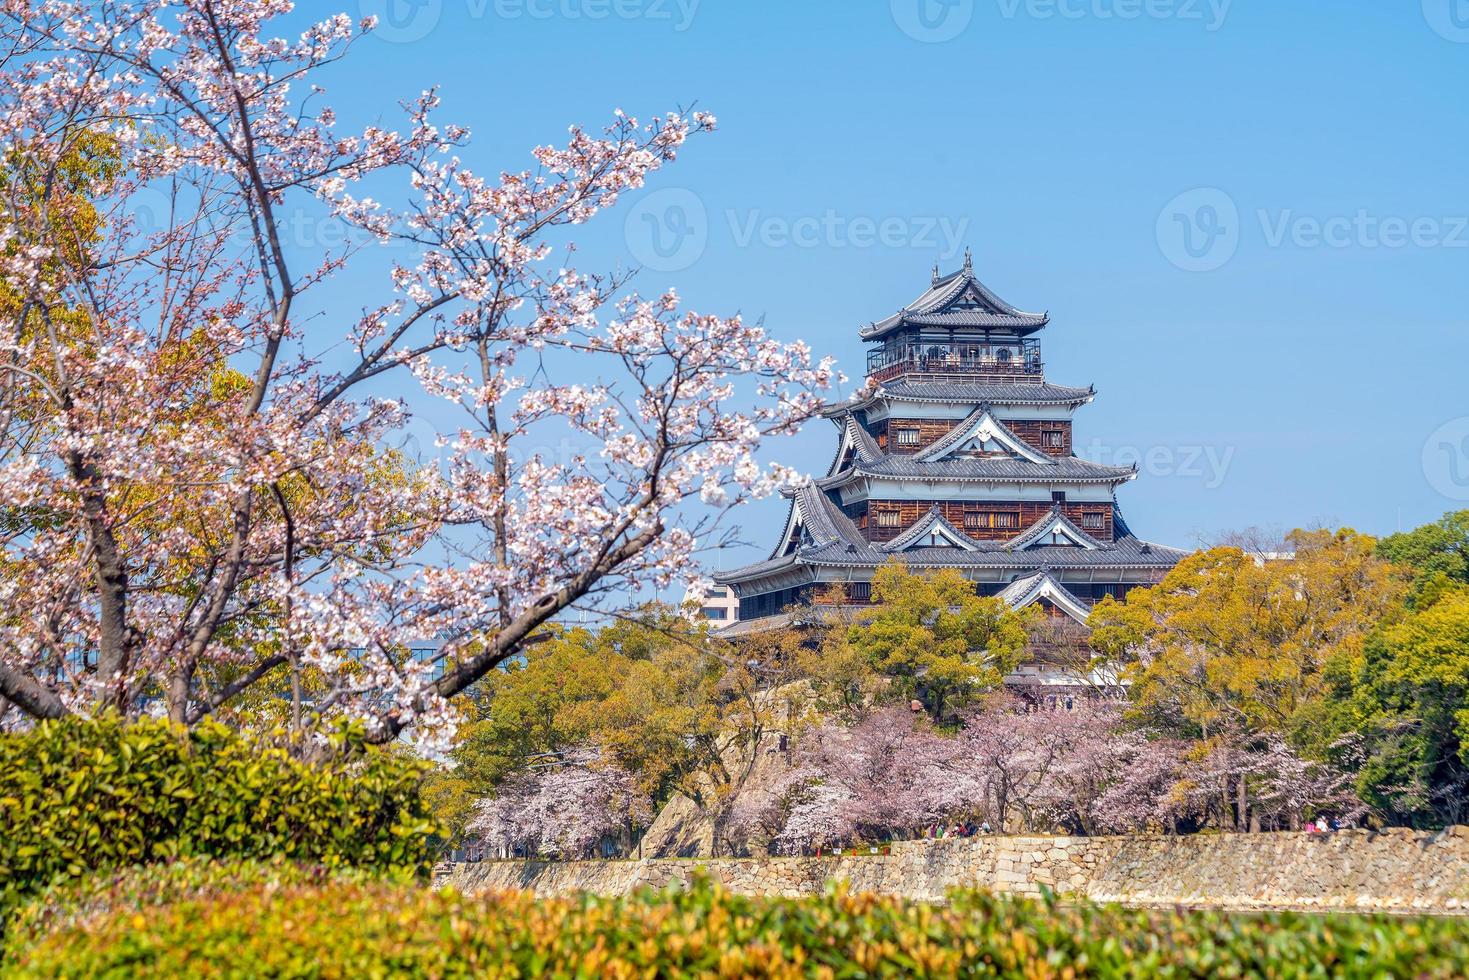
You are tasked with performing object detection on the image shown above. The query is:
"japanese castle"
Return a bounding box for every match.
[715,252,1186,639]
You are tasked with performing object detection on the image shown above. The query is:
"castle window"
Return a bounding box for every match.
[964,510,1018,530]
[996,348,1012,363]
[894,427,919,447]
[1083,512,1105,530]
[875,508,901,528]
[1043,429,1065,448]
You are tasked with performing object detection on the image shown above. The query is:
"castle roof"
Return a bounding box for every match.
[823,414,883,476]
[815,406,1137,490]
[912,407,1054,465]
[997,568,1094,624]
[821,380,1094,418]
[879,506,988,553]
[859,252,1049,343]
[814,453,1137,489]
[715,481,1188,587]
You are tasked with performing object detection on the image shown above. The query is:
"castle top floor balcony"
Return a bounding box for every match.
[866,341,1045,385]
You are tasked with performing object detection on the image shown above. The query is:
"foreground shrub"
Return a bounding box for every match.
[8,873,1469,978]
[0,716,437,922]
[4,857,386,952]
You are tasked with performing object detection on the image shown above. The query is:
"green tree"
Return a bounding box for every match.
[438,606,813,841]
[1376,511,1469,595]
[1091,529,1407,829]
[835,561,1033,723]
[1297,513,1469,826]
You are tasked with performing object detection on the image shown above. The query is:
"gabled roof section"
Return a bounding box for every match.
[914,407,1054,465]
[1007,507,1107,551]
[826,414,882,477]
[860,252,1049,342]
[880,506,985,553]
[769,481,867,559]
[997,569,1093,624]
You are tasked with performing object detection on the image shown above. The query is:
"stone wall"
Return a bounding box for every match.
[442,828,1469,914]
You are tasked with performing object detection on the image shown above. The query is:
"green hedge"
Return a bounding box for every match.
[0,716,437,922]
[8,871,1469,978]
[4,857,380,952]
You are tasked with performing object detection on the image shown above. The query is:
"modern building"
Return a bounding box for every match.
[683,584,740,626]
[714,253,1187,643]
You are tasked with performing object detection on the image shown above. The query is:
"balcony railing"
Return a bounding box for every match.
[866,343,1044,384]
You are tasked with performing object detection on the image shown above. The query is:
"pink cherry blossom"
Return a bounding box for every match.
[469,747,652,859]
[0,2,836,741]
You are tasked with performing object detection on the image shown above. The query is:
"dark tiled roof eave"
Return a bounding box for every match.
[717,533,1190,585]
[712,552,807,585]
[861,309,1049,339]
[817,456,1138,488]
[820,381,1095,417]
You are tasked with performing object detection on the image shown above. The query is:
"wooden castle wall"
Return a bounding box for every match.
[867,417,1072,456]
[846,500,1114,543]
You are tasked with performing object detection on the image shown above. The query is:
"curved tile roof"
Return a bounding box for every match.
[997,569,1094,624]
[714,480,1191,587]
[913,407,1054,465]
[859,255,1048,342]
[1006,507,1109,551]
[820,380,1095,417]
[816,454,1137,487]
[880,505,987,553]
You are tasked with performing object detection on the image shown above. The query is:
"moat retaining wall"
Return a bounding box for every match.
[442,828,1469,914]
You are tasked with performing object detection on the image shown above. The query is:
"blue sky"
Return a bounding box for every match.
[313,0,1467,570]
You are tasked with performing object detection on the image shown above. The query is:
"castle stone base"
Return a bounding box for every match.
[441,829,1469,915]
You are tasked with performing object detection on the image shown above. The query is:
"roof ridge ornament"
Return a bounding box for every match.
[931,263,940,284]
[963,247,973,274]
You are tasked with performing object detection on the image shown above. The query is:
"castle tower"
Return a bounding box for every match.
[715,257,1186,635]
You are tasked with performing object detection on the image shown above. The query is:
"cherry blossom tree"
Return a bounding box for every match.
[729,696,1337,847]
[1019,701,1136,834]
[1089,736,1193,834]
[951,696,1088,833]
[468,747,652,859]
[722,752,818,853]
[1169,734,1363,832]
[0,2,836,740]
[739,707,967,854]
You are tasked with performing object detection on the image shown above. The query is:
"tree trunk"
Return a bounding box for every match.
[166,667,193,725]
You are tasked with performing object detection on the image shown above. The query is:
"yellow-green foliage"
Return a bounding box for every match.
[8,872,1469,978]
[0,716,437,921]
[4,857,386,952]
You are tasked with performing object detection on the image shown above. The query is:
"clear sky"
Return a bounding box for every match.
[312,0,1467,571]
